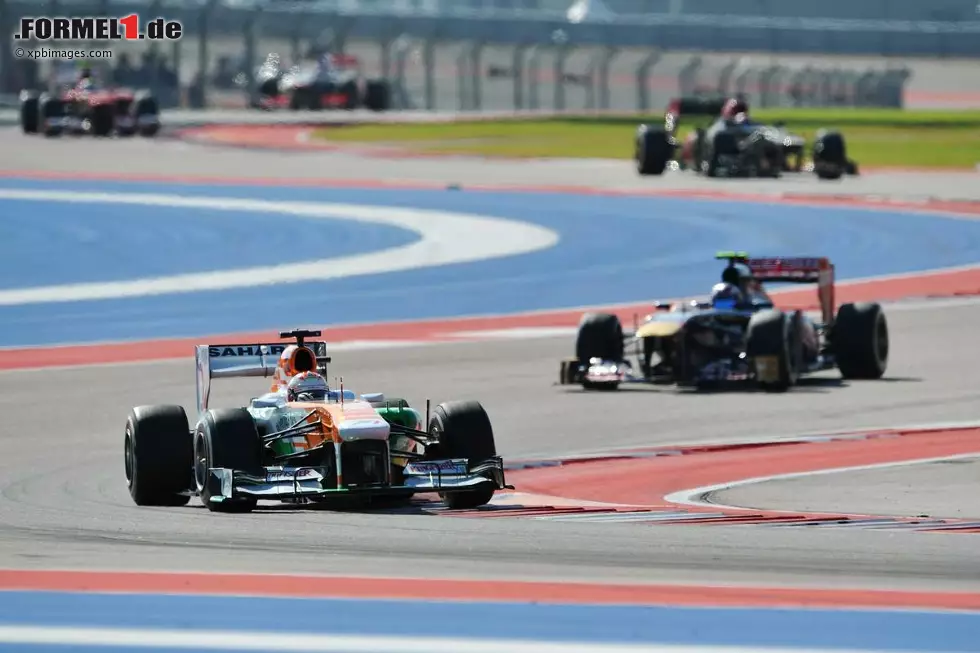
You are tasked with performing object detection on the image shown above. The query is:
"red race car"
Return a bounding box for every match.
[19,69,160,138]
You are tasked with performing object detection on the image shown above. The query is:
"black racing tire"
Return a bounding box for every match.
[306,86,323,110]
[20,93,39,134]
[134,95,159,137]
[39,96,65,137]
[114,98,135,136]
[575,312,624,390]
[426,400,498,510]
[91,103,114,136]
[364,79,391,111]
[706,130,737,177]
[341,80,359,109]
[193,408,263,513]
[635,124,670,176]
[575,312,624,362]
[813,130,847,180]
[290,88,317,110]
[259,77,279,97]
[124,405,193,506]
[832,302,888,379]
[745,309,803,392]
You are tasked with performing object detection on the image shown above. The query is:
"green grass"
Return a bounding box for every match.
[311,109,980,168]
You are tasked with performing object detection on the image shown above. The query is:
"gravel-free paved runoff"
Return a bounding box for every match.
[710,457,980,520]
[1,127,979,592]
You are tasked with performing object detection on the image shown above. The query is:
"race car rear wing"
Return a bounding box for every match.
[194,329,330,416]
[716,251,836,324]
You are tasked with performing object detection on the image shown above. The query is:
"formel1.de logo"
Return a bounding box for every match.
[14,15,183,41]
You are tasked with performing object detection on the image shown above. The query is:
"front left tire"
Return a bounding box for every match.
[124,405,193,506]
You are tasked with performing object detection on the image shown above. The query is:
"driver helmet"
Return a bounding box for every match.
[721,97,749,120]
[710,282,744,306]
[286,371,329,402]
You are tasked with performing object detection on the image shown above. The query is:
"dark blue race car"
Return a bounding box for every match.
[559,251,889,392]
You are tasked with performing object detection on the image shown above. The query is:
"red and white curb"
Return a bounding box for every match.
[412,427,980,533]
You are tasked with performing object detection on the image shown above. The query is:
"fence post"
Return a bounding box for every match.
[195,0,217,108]
[552,38,572,112]
[677,55,702,96]
[171,37,181,105]
[378,24,400,81]
[392,36,413,110]
[596,45,619,111]
[0,0,7,93]
[527,45,541,110]
[733,67,751,102]
[423,36,436,111]
[289,12,305,65]
[333,17,355,54]
[635,49,661,112]
[470,40,484,111]
[511,43,529,111]
[455,46,470,110]
[716,59,738,96]
[243,5,263,109]
[757,64,783,107]
[147,0,162,91]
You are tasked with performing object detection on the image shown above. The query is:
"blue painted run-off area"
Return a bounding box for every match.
[0,591,978,651]
[0,195,420,290]
[3,178,980,347]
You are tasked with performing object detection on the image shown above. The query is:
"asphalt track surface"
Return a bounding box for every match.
[4,128,980,202]
[1,303,980,592]
[1,126,980,595]
[713,457,980,520]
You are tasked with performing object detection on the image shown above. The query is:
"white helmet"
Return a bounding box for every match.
[286,371,329,401]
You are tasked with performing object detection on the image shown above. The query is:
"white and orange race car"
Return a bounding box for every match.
[124,329,509,513]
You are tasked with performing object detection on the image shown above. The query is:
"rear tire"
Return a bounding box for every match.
[813,130,847,180]
[39,96,65,137]
[258,77,279,97]
[124,405,192,506]
[91,104,114,136]
[833,302,888,379]
[707,131,738,177]
[364,79,391,111]
[134,95,159,137]
[746,309,802,392]
[635,124,670,176]
[19,93,39,134]
[194,408,263,513]
[426,401,498,510]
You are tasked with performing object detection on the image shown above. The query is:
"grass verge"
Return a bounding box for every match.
[311,109,980,168]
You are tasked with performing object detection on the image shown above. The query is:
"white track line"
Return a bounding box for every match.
[0,189,558,305]
[664,453,980,514]
[0,626,940,653]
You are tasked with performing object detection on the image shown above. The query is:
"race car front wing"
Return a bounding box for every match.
[560,357,642,385]
[560,356,752,386]
[204,456,511,504]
